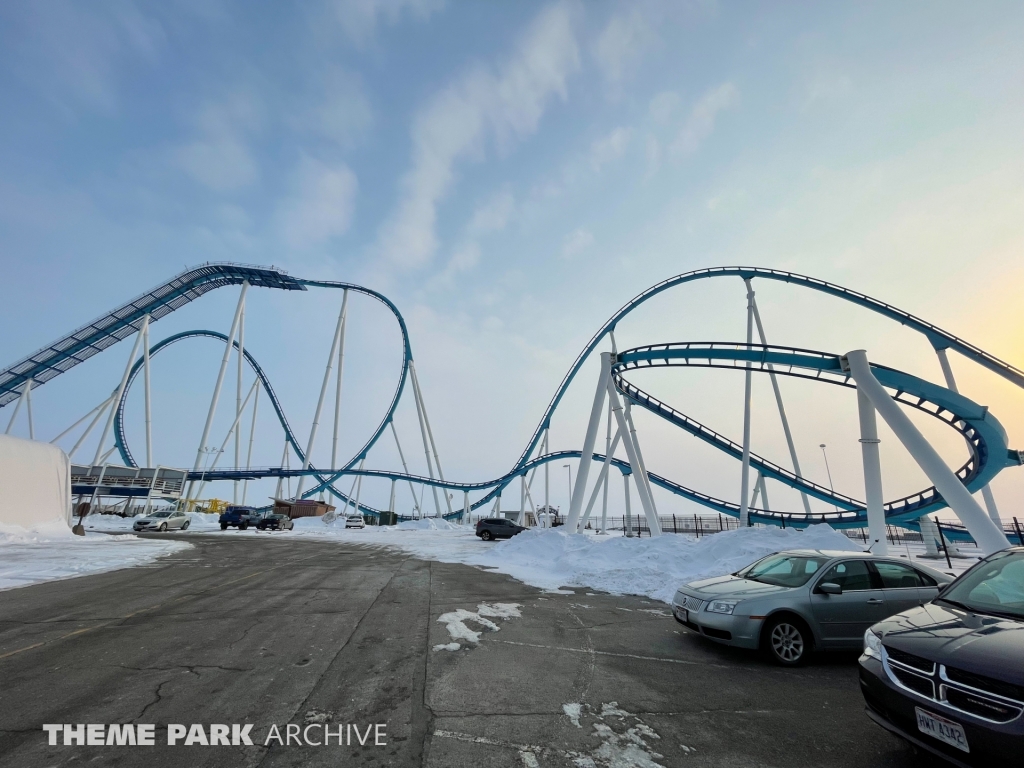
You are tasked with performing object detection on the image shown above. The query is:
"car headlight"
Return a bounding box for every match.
[863,628,882,659]
[706,600,740,615]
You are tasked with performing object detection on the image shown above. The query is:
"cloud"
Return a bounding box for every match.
[670,82,739,157]
[376,2,580,271]
[649,90,681,125]
[176,93,263,191]
[561,227,593,259]
[468,188,516,235]
[332,0,445,45]
[277,156,358,249]
[289,66,374,148]
[590,127,631,171]
[592,8,655,91]
[10,1,165,112]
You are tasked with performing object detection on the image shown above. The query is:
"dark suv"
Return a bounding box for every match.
[218,505,256,530]
[475,518,525,541]
[860,547,1024,767]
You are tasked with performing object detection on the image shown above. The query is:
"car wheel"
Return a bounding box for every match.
[763,616,809,666]
[481,530,493,541]
[220,523,228,530]
[158,523,167,532]
[181,521,190,530]
[240,523,248,530]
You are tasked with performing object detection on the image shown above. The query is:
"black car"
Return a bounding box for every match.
[218,505,257,530]
[860,547,1024,767]
[475,517,525,541]
[256,513,294,531]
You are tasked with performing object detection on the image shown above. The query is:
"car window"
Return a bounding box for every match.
[819,560,877,591]
[737,554,829,588]
[939,551,1024,619]
[153,511,171,518]
[875,561,927,589]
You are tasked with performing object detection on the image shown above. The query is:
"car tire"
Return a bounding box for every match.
[181,521,190,530]
[763,615,810,666]
[158,523,167,532]
[240,523,248,530]
[220,523,228,530]
[481,530,493,541]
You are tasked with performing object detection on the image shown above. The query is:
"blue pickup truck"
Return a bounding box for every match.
[218,505,257,530]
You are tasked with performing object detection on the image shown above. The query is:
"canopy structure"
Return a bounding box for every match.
[0,434,72,528]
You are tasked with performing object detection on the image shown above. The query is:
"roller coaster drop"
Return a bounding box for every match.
[2,264,1021,553]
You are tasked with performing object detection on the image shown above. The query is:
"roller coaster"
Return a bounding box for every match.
[2,263,1021,553]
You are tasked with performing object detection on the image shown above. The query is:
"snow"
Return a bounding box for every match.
[253,518,861,603]
[436,602,522,647]
[0,521,191,591]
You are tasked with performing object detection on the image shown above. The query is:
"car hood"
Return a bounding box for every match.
[874,602,1024,686]
[680,575,794,599]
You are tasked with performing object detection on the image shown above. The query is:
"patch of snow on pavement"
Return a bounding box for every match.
[0,522,191,591]
[437,602,522,645]
[563,703,583,728]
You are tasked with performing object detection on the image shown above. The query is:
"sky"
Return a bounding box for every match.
[1,1,1023,523]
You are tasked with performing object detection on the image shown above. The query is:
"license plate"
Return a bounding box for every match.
[916,707,969,753]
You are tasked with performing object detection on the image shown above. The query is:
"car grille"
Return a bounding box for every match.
[676,595,705,613]
[882,646,1024,724]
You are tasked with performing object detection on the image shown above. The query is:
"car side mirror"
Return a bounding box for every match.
[818,582,842,595]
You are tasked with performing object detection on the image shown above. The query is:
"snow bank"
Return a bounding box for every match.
[396,517,461,531]
[469,524,860,603]
[0,521,191,591]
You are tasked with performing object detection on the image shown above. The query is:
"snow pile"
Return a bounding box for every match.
[396,517,461,531]
[0,521,191,591]
[470,524,860,603]
[83,512,221,533]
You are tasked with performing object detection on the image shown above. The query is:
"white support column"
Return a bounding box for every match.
[94,319,149,466]
[330,289,350,474]
[409,362,453,515]
[623,473,634,537]
[935,347,1003,529]
[748,287,811,514]
[193,378,259,500]
[845,349,1009,554]
[389,479,397,522]
[352,463,365,517]
[623,401,657,517]
[409,363,442,516]
[142,315,153,468]
[580,428,623,529]
[296,294,348,498]
[390,421,422,516]
[463,490,470,525]
[4,380,30,436]
[241,381,260,505]
[234,305,245,503]
[517,475,526,526]
[24,378,35,440]
[607,378,662,535]
[544,429,550,511]
[189,282,249,502]
[856,389,888,555]
[69,392,116,460]
[567,353,612,532]
[738,281,755,526]
[52,394,115,447]
[274,438,289,501]
[601,401,612,533]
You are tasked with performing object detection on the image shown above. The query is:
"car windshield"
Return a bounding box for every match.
[938,550,1024,620]
[736,554,830,588]
[151,511,172,518]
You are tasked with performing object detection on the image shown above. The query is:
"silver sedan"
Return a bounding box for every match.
[132,509,190,532]
[672,549,952,666]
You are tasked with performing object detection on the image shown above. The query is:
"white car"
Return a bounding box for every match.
[345,514,365,529]
[133,509,190,532]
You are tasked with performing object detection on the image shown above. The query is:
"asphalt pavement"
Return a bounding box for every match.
[0,534,930,767]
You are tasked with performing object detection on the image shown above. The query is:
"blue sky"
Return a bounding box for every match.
[2,1,1023,517]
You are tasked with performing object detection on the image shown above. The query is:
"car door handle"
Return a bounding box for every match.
[866,598,884,604]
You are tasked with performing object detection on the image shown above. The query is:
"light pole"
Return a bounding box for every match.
[819,444,838,513]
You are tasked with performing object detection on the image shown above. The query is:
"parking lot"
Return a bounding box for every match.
[0,535,931,767]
